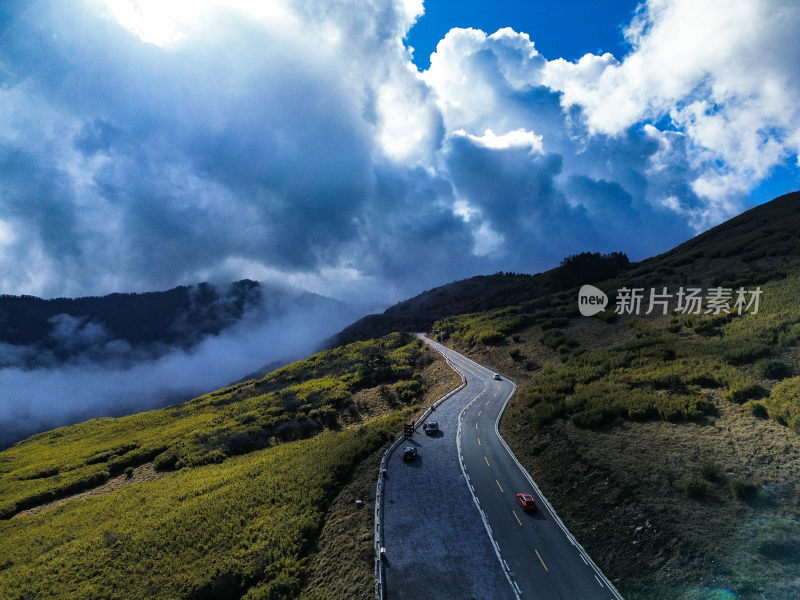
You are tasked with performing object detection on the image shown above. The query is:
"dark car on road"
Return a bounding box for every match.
[423,421,439,435]
[402,446,417,461]
[516,492,537,512]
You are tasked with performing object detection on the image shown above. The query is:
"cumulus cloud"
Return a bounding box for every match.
[425,25,697,264]
[1,0,797,304]
[543,0,800,211]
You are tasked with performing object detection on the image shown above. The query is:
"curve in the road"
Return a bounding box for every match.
[379,335,624,600]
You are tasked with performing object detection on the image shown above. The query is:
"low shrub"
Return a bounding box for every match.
[540,317,569,331]
[747,401,769,419]
[754,360,792,379]
[723,342,772,365]
[701,462,721,481]
[532,402,560,427]
[730,478,759,501]
[394,379,423,403]
[764,377,800,432]
[540,329,566,350]
[724,382,765,404]
[683,476,707,499]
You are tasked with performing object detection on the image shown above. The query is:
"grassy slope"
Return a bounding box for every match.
[0,333,458,599]
[427,193,800,599]
[1,423,397,600]
[333,255,629,345]
[0,333,417,518]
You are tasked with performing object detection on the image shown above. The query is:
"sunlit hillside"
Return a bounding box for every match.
[0,333,459,600]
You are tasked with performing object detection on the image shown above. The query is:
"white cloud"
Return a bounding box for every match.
[0,0,798,302]
[423,27,547,135]
[453,128,543,153]
[375,64,443,163]
[0,219,15,247]
[94,0,298,47]
[472,222,505,256]
[543,0,800,205]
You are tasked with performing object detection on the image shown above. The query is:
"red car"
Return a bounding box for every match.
[516,492,537,513]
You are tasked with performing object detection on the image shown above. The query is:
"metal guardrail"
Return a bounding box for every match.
[374,338,467,600]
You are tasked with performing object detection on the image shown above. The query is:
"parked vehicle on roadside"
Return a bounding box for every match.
[423,421,439,435]
[402,446,418,461]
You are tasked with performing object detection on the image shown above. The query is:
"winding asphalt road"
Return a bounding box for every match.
[381,335,623,600]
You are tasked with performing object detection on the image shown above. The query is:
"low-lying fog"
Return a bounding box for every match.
[0,300,363,449]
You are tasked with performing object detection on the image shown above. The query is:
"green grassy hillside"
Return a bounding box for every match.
[0,332,458,599]
[427,192,800,599]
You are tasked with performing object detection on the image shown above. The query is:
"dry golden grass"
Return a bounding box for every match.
[299,446,383,600]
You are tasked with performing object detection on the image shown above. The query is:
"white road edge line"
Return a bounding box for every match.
[437,340,522,600]
[423,334,626,600]
[490,353,625,600]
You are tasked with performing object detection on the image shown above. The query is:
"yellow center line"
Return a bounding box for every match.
[478,410,482,416]
[484,456,491,467]
[477,437,481,446]
[513,510,522,527]
[535,549,549,571]
[475,422,478,430]
[496,479,504,493]
[485,400,491,406]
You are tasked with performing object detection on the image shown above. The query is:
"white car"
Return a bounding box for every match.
[493,373,502,381]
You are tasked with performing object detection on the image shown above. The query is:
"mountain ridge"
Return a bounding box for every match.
[333,190,800,345]
[0,279,339,368]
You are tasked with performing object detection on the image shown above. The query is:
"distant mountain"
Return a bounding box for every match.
[334,191,800,344]
[0,280,339,368]
[333,253,631,345]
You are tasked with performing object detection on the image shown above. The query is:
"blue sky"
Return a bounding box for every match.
[0,0,798,304]
[406,0,639,69]
[406,0,799,208]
